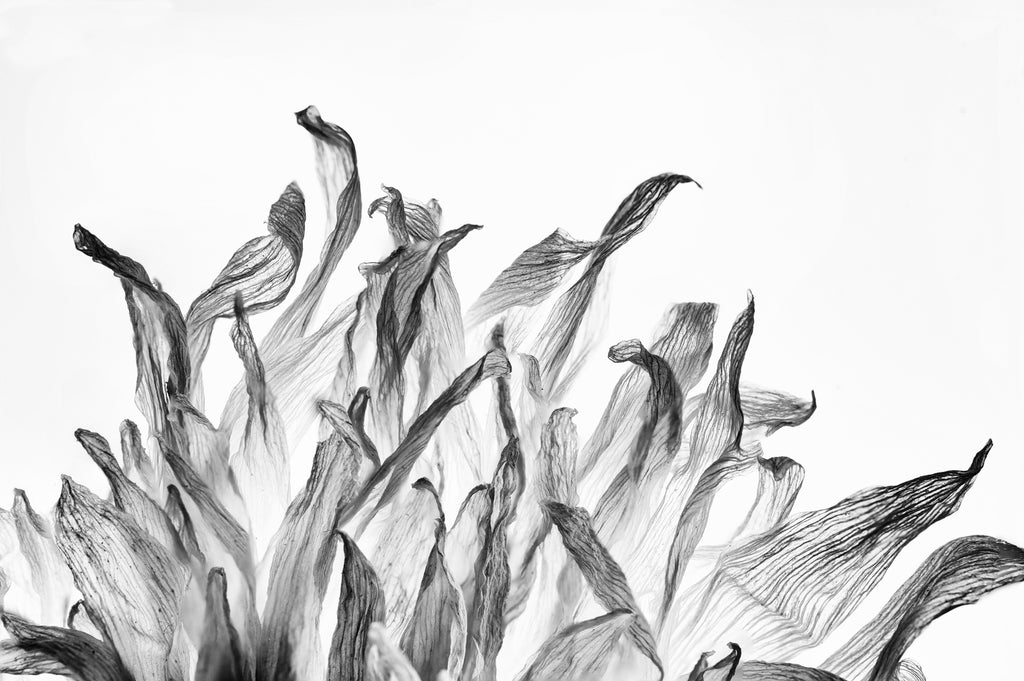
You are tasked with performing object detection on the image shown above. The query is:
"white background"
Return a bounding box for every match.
[1,1,1021,678]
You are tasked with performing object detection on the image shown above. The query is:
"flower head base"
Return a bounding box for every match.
[0,106,1020,681]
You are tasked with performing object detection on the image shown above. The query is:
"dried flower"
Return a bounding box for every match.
[0,106,1019,681]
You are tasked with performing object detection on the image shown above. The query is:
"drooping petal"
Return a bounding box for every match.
[578,302,717,508]
[0,613,131,681]
[545,502,663,679]
[660,442,993,672]
[728,456,805,541]
[464,437,522,681]
[185,183,305,391]
[54,477,190,681]
[822,535,1024,681]
[513,609,632,681]
[73,225,191,487]
[327,533,386,681]
[195,568,248,681]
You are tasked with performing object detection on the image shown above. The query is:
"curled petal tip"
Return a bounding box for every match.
[970,439,994,473]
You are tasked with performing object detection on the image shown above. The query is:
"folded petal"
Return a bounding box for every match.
[185,183,305,391]
[513,609,633,681]
[400,494,467,681]
[545,502,663,679]
[327,533,386,681]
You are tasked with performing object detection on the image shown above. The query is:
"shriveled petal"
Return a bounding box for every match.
[10,490,76,626]
[341,348,510,534]
[195,568,248,681]
[74,225,191,489]
[660,442,993,672]
[265,106,361,348]
[229,297,290,557]
[367,224,481,455]
[372,480,444,637]
[400,498,467,681]
[464,438,522,681]
[75,429,187,560]
[185,183,305,390]
[732,662,843,681]
[0,613,130,681]
[466,228,599,330]
[54,477,189,681]
[327,533,386,681]
[513,609,632,681]
[545,502,663,678]
[258,423,362,681]
[823,535,1024,681]
[532,174,700,399]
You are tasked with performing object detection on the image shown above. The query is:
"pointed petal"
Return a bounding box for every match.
[258,426,362,681]
[327,533,387,681]
[823,535,1024,681]
[400,507,467,681]
[532,174,700,398]
[54,477,189,681]
[661,442,993,671]
[75,429,187,560]
[195,568,249,681]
